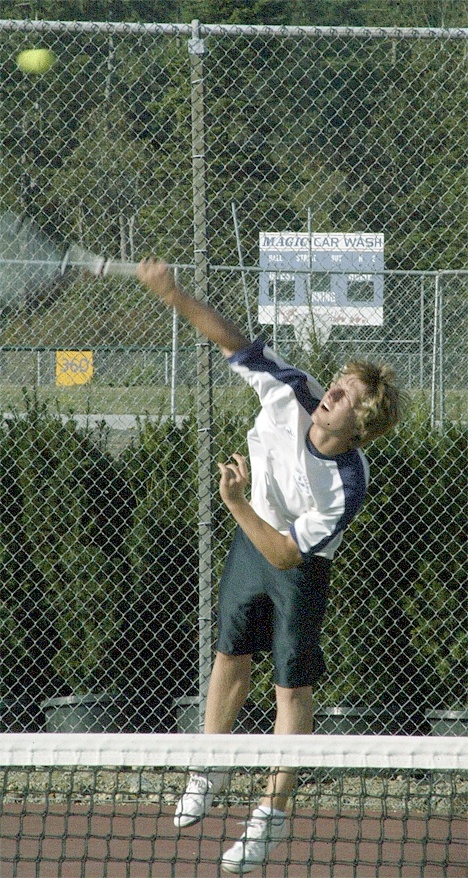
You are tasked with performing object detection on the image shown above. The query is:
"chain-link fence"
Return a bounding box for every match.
[0,19,466,737]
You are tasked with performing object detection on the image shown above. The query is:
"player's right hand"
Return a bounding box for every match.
[137,258,178,305]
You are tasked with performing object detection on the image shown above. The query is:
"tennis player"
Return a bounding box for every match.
[137,258,406,874]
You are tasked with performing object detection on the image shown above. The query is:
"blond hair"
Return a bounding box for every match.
[335,360,408,445]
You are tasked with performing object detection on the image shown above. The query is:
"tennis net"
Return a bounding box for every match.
[0,732,466,878]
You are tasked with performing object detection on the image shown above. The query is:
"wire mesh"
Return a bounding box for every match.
[0,20,466,737]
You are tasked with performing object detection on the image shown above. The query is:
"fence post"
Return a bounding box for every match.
[419,275,424,389]
[232,201,254,341]
[430,274,437,430]
[189,20,213,731]
[170,268,179,421]
[438,275,444,426]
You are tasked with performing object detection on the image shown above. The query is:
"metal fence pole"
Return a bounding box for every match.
[430,274,439,430]
[438,275,444,426]
[419,275,425,389]
[232,202,254,341]
[189,20,213,730]
[170,308,178,420]
[170,268,179,422]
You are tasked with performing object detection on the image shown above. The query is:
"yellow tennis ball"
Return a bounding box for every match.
[16,48,55,74]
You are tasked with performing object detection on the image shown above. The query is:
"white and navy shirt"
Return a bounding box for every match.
[228,338,369,562]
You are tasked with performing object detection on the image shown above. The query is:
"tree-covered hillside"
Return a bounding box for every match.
[0,1,466,27]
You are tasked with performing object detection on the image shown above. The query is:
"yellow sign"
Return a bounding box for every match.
[56,351,93,386]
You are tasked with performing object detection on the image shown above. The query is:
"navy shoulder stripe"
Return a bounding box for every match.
[336,451,368,528]
[229,338,317,415]
[296,451,368,557]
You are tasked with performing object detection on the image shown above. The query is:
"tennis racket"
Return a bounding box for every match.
[0,210,138,309]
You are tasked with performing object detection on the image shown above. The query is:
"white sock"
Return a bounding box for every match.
[255,805,286,820]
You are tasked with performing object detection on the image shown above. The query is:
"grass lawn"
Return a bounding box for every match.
[1,383,466,424]
[0,382,262,424]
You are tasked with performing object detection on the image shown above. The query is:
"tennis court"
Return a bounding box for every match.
[2,803,466,877]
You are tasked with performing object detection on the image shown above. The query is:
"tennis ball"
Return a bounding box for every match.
[16,48,56,75]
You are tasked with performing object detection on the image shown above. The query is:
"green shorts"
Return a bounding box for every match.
[216,528,331,688]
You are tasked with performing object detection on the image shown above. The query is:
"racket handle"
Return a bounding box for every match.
[65,245,138,278]
[103,259,138,278]
[66,244,107,276]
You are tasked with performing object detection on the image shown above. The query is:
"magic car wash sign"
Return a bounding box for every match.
[259,232,384,343]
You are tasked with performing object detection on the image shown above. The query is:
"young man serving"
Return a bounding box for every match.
[137,258,406,874]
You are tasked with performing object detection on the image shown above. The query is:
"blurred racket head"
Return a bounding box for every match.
[0,211,67,310]
[0,211,136,309]
[0,211,137,311]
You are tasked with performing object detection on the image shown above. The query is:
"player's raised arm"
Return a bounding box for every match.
[137,258,249,357]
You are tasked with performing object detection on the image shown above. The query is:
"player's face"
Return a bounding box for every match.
[313,374,368,441]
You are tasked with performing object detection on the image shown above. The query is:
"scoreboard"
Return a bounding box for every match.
[258,231,384,344]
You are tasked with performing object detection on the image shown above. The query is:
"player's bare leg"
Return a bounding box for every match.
[222,683,311,871]
[174,652,251,827]
[204,651,252,733]
[260,684,313,812]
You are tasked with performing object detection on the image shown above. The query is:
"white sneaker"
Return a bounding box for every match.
[174,771,227,828]
[222,808,287,873]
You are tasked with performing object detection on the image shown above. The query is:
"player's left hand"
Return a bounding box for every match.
[218,453,250,507]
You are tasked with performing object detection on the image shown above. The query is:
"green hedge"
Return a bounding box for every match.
[0,393,247,729]
[320,413,466,724]
[0,394,134,703]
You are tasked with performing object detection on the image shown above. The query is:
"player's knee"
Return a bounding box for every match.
[275,684,313,708]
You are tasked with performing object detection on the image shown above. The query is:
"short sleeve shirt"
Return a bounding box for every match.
[228,338,369,561]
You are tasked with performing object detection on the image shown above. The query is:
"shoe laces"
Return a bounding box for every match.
[185,774,210,795]
[243,814,282,840]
